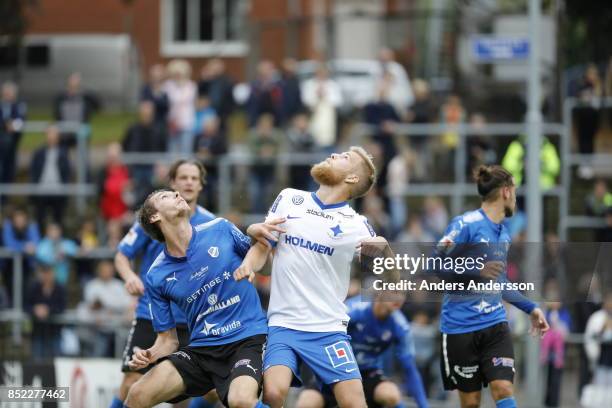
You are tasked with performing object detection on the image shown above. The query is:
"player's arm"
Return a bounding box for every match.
[128,329,179,370]
[115,252,144,296]
[234,242,270,283]
[499,276,549,336]
[393,316,429,408]
[246,217,286,248]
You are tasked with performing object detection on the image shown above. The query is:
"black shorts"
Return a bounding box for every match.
[361,369,388,408]
[440,322,515,392]
[302,366,386,408]
[121,319,190,374]
[162,334,266,406]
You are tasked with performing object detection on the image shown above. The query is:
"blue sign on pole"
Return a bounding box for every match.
[472,36,530,62]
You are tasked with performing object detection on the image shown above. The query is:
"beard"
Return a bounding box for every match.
[504,204,514,218]
[310,161,344,186]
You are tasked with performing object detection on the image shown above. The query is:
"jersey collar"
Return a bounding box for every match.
[478,208,502,233]
[163,225,197,262]
[311,191,348,210]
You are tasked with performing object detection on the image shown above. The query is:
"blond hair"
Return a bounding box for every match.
[349,146,377,198]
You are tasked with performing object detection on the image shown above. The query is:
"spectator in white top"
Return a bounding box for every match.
[301,63,343,150]
[378,47,414,116]
[164,59,196,154]
[78,260,132,356]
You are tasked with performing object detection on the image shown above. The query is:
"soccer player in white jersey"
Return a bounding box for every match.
[235,146,390,408]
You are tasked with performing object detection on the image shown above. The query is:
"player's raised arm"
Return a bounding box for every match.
[247,217,286,248]
[128,329,179,370]
[234,241,270,283]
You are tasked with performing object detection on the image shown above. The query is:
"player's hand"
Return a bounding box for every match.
[529,308,550,338]
[233,264,255,283]
[128,347,152,370]
[247,218,286,248]
[479,261,504,280]
[125,275,145,296]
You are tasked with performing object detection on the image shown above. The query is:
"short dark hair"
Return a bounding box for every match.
[168,159,206,187]
[474,165,514,202]
[138,189,172,242]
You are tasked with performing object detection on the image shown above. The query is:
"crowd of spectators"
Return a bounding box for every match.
[0,52,611,406]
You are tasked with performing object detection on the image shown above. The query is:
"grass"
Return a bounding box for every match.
[20,109,136,151]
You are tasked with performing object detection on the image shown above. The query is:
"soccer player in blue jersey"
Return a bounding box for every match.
[435,165,549,408]
[124,189,269,408]
[295,292,429,408]
[111,160,215,408]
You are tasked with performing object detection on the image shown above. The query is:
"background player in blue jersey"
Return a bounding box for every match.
[124,189,269,408]
[295,292,428,408]
[111,160,215,408]
[435,165,549,408]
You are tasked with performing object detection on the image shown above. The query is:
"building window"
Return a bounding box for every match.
[161,0,249,57]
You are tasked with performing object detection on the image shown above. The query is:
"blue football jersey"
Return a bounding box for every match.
[436,208,536,334]
[346,296,415,371]
[117,206,215,323]
[145,218,268,346]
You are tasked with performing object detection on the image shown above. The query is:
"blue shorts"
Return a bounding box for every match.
[264,326,361,386]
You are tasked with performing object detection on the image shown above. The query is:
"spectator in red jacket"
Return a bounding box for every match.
[98,143,132,223]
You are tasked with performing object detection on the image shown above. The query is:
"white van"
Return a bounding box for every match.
[0,34,140,109]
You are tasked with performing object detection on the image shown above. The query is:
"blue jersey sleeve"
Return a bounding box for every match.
[500,275,537,314]
[117,223,151,259]
[145,272,176,332]
[429,217,474,278]
[226,220,251,258]
[392,312,429,408]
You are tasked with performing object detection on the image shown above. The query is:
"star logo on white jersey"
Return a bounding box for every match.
[473,299,491,313]
[166,272,178,282]
[329,224,343,238]
[201,320,218,335]
[208,246,219,258]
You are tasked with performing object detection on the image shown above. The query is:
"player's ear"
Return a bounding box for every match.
[345,174,359,185]
[150,212,161,223]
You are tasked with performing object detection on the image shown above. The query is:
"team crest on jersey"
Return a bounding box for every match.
[328,224,343,238]
[208,246,219,258]
[292,195,304,205]
[207,294,218,305]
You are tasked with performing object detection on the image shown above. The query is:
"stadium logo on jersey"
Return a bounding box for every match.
[325,341,355,368]
[190,266,209,281]
[454,365,478,378]
[284,235,335,256]
[492,357,514,368]
[166,272,178,282]
[473,300,503,314]
[329,224,343,238]
[307,208,334,220]
[292,195,304,205]
[208,246,219,258]
[196,295,241,321]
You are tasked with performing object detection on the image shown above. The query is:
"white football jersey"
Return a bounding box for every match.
[265,188,376,332]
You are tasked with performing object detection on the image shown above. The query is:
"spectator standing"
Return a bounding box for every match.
[247,60,284,127]
[2,208,40,297]
[378,47,414,117]
[501,134,560,190]
[247,114,282,213]
[574,64,602,154]
[585,179,612,216]
[301,63,343,150]
[26,264,66,358]
[140,64,169,125]
[53,72,100,147]
[30,125,71,226]
[280,58,303,124]
[406,79,433,181]
[164,59,196,154]
[286,112,317,190]
[435,94,466,181]
[466,113,497,177]
[396,214,435,243]
[35,223,78,286]
[421,197,448,240]
[585,293,612,386]
[98,143,132,224]
[78,260,131,357]
[198,58,234,130]
[540,288,572,407]
[387,148,417,237]
[0,81,26,184]
[122,101,167,202]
